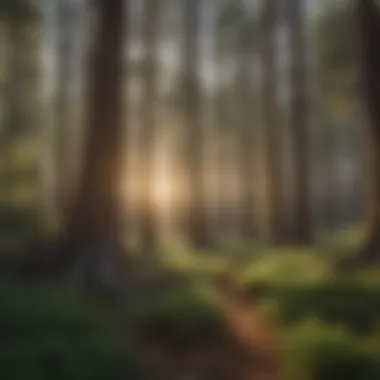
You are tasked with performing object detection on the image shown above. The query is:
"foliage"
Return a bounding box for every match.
[241,249,332,285]
[0,279,141,380]
[125,281,224,346]
[281,321,380,380]
[158,242,228,277]
[251,281,380,333]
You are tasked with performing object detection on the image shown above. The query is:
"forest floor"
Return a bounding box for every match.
[1,224,380,380]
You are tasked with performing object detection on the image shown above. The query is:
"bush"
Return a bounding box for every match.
[125,280,224,346]
[0,279,141,380]
[242,249,332,286]
[282,321,380,380]
[251,283,380,332]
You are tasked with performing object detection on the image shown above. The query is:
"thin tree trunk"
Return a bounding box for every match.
[260,0,286,244]
[238,24,257,240]
[55,0,74,214]
[288,0,312,244]
[183,0,211,248]
[214,13,233,241]
[139,0,159,253]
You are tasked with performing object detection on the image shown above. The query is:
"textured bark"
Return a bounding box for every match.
[354,0,380,261]
[62,0,128,278]
[139,0,159,253]
[288,0,312,244]
[260,0,286,243]
[338,0,380,270]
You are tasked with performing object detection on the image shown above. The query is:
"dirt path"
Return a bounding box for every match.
[140,274,280,380]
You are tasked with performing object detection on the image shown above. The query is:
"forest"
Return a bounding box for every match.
[1,0,380,379]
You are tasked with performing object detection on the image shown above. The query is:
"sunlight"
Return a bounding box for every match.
[153,171,172,209]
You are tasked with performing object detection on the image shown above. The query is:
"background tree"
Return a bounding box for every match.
[139,0,160,254]
[313,0,361,234]
[288,0,312,243]
[343,0,380,266]
[237,12,259,240]
[54,0,76,216]
[182,0,210,248]
[260,0,286,243]
[214,0,237,239]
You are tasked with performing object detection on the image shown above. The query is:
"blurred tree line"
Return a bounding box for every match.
[0,0,376,276]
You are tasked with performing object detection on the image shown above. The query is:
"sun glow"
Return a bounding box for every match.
[153,171,172,208]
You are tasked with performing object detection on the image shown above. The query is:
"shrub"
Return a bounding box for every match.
[242,249,332,286]
[0,279,141,380]
[282,321,380,380]
[125,281,224,346]
[252,283,380,332]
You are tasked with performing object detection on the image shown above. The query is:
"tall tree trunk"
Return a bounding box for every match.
[214,7,232,241]
[183,0,211,248]
[139,0,159,254]
[288,0,312,243]
[55,0,74,215]
[350,0,380,263]
[260,0,286,244]
[238,22,257,240]
[62,0,128,284]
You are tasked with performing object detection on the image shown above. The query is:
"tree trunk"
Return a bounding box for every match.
[214,8,233,241]
[55,0,74,215]
[183,0,211,249]
[62,0,129,285]
[238,23,257,240]
[288,0,312,244]
[139,0,159,254]
[351,0,380,264]
[260,0,286,244]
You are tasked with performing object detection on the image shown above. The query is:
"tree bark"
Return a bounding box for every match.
[352,0,380,263]
[238,23,257,240]
[288,0,312,244]
[55,0,74,215]
[260,0,286,244]
[139,0,159,254]
[183,0,211,249]
[62,0,128,281]
[337,0,380,271]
